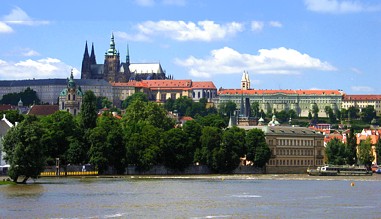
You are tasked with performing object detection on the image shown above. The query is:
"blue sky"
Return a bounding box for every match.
[0,0,380,94]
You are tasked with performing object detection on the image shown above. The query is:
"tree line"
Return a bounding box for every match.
[2,91,271,183]
[325,127,381,167]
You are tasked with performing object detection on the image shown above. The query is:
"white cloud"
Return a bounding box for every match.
[117,20,244,42]
[305,0,380,14]
[269,21,282,28]
[251,21,264,31]
[2,7,50,26]
[351,86,374,92]
[0,21,13,33]
[114,31,151,42]
[0,58,79,80]
[162,0,186,6]
[350,67,363,74]
[134,0,155,6]
[21,49,40,57]
[175,47,336,78]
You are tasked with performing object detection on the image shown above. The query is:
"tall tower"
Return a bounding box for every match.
[81,41,91,79]
[241,71,251,90]
[89,42,96,65]
[59,70,83,116]
[104,33,120,82]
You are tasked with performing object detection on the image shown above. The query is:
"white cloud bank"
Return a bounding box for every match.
[0,7,50,33]
[135,0,186,6]
[305,0,380,13]
[115,20,244,42]
[175,47,336,78]
[0,58,79,80]
[351,86,374,92]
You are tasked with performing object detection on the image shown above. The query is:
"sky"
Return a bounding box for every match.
[0,0,380,94]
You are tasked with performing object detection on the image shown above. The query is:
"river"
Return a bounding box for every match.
[1,174,381,218]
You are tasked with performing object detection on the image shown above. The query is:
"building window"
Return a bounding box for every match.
[68,94,71,100]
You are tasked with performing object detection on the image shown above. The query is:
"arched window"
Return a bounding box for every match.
[68,94,71,100]
[73,94,76,100]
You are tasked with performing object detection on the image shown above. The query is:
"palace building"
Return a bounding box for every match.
[217,71,344,117]
[81,34,167,83]
[342,94,381,116]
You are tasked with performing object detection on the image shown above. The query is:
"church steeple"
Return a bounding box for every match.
[90,42,96,65]
[81,41,91,79]
[126,44,130,65]
[106,33,118,56]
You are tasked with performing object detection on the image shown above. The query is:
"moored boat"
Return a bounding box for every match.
[307,165,372,176]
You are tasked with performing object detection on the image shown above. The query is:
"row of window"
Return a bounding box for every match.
[276,149,314,156]
[275,139,315,146]
[268,159,323,166]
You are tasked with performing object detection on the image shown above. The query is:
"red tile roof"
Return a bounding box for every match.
[28,105,59,116]
[112,80,216,90]
[0,104,15,111]
[218,89,343,95]
[343,95,381,101]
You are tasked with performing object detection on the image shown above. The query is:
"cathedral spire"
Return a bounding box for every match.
[81,41,91,79]
[126,44,130,65]
[90,42,96,65]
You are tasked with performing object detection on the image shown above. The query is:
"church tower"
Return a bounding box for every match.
[241,71,251,90]
[104,33,120,82]
[59,70,83,116]
[81,41,91,79]
[89,42,96,66]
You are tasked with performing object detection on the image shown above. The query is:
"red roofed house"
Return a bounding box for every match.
[27,105,59,116]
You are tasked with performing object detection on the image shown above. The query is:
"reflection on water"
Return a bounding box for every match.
[0,175,380,218]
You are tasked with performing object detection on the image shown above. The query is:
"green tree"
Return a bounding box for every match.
[194,126,222,166]
[289,109,297,119]
[2,116,45,183]
[346,128,357,165]
[325,138,347,165]
[124,100,174,131]
[121,92,148,109]
[161,128,192,171]
[219,101,237,116]
[0,87,41,105]
[163,97,175,112]
[80,90,98,130]
[312,104,319,122]
[348,106,359,120]
[40,111,78,166]
[125,123,162,171]
[183,120,202,163]
[251,102,260,117]
[308,111,312,120]
[361,105,376,123]
[375,136,381,165]
[0,110,24,124]
[88,127,108,173]
[96,96,112,109]
[245,128,271,167]
[212,126,246,173]
[358,138,374,167]
[195,114,227,129]
[173,96,193,116]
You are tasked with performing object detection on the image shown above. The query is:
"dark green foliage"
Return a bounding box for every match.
[358,138,374,167]
[173,96,193,116]
[325,138,347,165]
[219,101,237,116]
[212,126,246,173]
[194,126,222,166]
[0,110,24,124]
[125,123,162,171]
[346,128,357,165]
[195,114,227,129]
[96,96,112,109]
[0,87,41,105]
[376,137,381,165]
[80,90,97,130]
[88,114,126,174]
[161,128,193,171]
[245,128,271,167]
[361,105,376,123]
[40,111,78,165]
[2,116,45,183]
[121,92,148,109]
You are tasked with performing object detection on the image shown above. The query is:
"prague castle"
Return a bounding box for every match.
[81,33,167,83]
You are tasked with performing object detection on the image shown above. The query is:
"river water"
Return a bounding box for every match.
[1,174,381,218]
